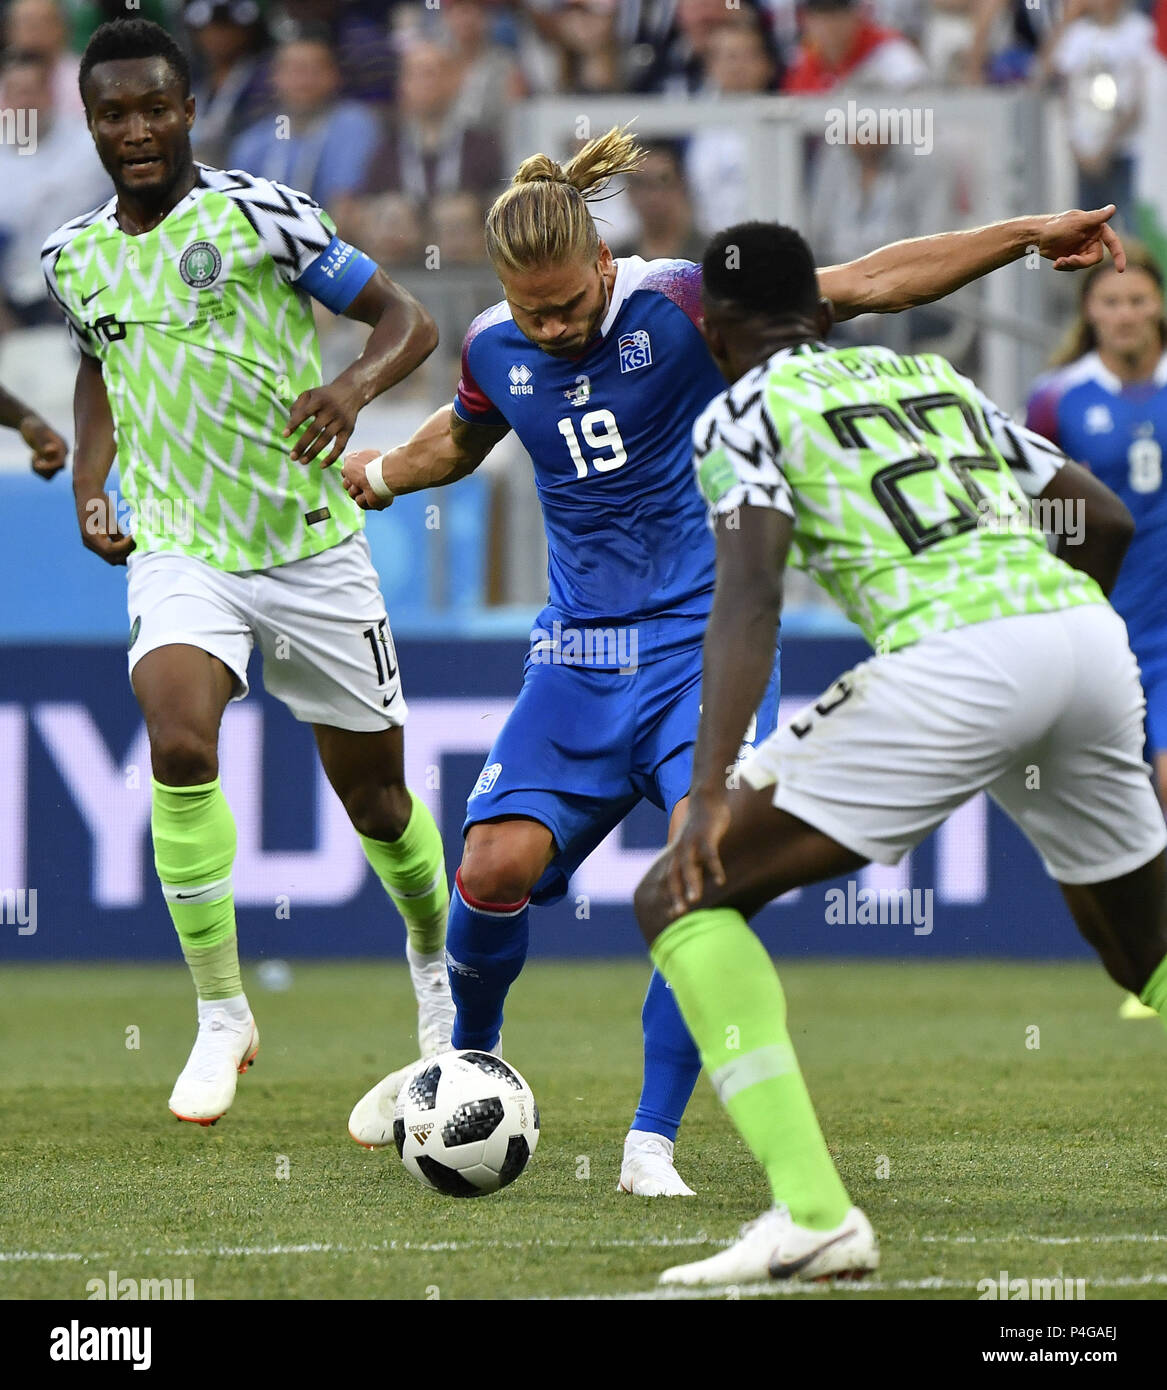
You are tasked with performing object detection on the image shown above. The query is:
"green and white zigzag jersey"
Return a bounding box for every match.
[41,165,363,571]
[694,342,1105,651]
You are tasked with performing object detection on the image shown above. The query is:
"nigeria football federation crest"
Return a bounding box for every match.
[179,240,223,288]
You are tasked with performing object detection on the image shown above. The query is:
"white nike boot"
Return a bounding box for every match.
[168,1002,259,1126]
[660,1204,878,1286]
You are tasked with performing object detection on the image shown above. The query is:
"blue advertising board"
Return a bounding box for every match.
[0,636,1081,962]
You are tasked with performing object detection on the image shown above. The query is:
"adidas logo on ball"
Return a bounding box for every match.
[393,1050,539,1197]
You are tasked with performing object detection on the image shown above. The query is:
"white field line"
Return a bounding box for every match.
[2,1231,1166,1263]
[0,1234,722,1262]
[920,1233,1167,1245]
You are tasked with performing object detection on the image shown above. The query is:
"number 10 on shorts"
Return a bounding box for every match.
[363,618,398,695]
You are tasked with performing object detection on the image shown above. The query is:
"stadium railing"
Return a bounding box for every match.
[0,89,1078,639]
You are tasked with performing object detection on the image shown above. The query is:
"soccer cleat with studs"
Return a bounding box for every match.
[618,1130,696,1197]
[168,1009,259,1126]
[659,1204,878,1286]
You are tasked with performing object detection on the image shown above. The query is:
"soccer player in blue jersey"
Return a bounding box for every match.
[1027,243,1167,1020]
[341,127,1127,1193]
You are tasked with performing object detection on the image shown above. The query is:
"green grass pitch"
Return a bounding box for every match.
[1,959,1164,1301]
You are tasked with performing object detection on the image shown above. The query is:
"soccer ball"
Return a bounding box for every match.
[393,1050,539,1197]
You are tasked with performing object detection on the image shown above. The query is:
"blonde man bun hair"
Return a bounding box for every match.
[486,125,647,275]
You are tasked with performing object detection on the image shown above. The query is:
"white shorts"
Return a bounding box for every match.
[125,532,408,733]
[742,605,1167,885]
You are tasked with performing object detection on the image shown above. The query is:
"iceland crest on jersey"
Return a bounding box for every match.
[469,762,503,798]
[618,329,652,373]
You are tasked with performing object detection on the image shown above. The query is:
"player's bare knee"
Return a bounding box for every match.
[149,730,218,787]
[342,781,412,841]
[458,844,538,906]
[633,864,671,945]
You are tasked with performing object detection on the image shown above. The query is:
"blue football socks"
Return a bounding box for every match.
[446,868,530,1051]
[630,967,702,1142]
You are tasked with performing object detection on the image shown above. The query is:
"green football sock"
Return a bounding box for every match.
[152,778,242,1001]
[1139,953,1167,1036]
[359,792,448,955]
[652,906,852,1230]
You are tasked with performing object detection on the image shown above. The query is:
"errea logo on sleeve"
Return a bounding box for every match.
[508,364,533,396]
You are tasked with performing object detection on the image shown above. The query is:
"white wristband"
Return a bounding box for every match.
[364,455,394,501]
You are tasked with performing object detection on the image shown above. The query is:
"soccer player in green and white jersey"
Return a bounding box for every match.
[634,222,1167,1285]
[41,19,453,1127]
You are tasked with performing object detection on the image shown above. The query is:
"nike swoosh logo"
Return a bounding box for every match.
[81,285,107,306]
[768,1227,854,1280]
[174,891,202,901]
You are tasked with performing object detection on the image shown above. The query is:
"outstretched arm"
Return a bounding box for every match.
[820,207,1126,322]
[341,406,511,510]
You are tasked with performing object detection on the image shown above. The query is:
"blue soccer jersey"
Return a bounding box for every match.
[1027,351,1167,669]
[454,257,725,664]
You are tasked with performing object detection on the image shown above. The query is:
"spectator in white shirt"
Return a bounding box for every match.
[1046,0,1153,226]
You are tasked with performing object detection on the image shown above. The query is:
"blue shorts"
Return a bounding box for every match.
[463,641,781,904]
[1139,651,1167,758]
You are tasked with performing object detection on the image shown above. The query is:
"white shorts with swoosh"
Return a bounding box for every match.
[126,532,408,732]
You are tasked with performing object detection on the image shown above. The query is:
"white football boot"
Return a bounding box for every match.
[347,953,458,1148]
[168,1007,259,1126]
[660,1204,878,1286]
[618,1130,696,1196]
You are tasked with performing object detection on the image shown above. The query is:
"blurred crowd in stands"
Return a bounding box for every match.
[0,0,1163,615]
[0,0,1162,333]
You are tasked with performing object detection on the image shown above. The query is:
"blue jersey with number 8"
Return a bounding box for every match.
[453,257,724,665]
[1027,351,1167,668]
